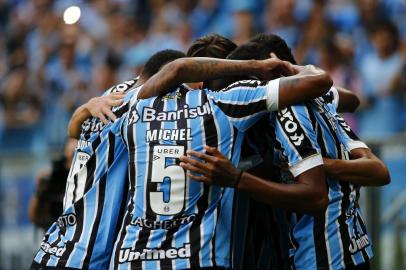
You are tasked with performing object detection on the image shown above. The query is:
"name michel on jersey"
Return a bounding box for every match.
[128,102,212,142]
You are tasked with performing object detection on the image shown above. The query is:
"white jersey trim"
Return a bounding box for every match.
[346,141,368,151]
[266,78,280,112]
[289,153,323,177]
[330,86,339,109]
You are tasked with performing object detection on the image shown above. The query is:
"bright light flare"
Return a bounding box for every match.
[63,6,81,25]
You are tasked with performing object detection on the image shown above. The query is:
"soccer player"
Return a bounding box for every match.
[105,55,333,269]
[180,36,390,270]
[30,49,188,270]
[31,50,323,270]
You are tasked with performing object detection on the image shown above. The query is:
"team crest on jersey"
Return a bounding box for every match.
[161,91,182,100]
[128,108,140,125]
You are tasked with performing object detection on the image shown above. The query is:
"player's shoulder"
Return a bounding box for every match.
[222,79,267,92]
[102,76,139,96]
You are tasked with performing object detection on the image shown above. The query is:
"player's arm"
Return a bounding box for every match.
[335,86,360,113]
[180,146,327,215]
[278,64,333,109]
[67,93,125,138]
[323,148,390,186]
[138,57,296,99]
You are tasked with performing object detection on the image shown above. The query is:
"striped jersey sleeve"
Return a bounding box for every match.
[63,77,138,209]
[32,128,129,270]
[273,105,323,177]
[206,79,280,132]
[335,114,369,151]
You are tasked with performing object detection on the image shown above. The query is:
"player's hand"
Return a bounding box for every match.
[179,145,241,187]
[255,53,297,81]
[85,92,125,124]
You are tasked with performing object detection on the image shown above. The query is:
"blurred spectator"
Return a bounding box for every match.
[0,69,41,129]
[265,0,301,49]
[28,138,77,229]
[358,21,405,139]
[0,0,405,152]
[0,68,42,151]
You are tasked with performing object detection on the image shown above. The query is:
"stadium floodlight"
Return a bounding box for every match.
[63,6,81,25]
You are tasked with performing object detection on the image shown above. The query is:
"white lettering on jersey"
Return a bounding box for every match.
[146,128,192,142]
[118,244,191,263]
[142,103,211,122]
[278,108,304,146]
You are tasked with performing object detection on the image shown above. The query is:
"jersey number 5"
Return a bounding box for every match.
[148,145,186,215]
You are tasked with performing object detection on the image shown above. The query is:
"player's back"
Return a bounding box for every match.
[63,78,138,209]
[111,80,276,270]
[31,80,138,270]
[271,91,373,269]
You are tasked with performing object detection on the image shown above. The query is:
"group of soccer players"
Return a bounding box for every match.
[30,33,390,270]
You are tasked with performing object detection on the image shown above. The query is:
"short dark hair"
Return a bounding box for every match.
[187,34,237,90]
[141,49,186,78]
[187,34,237,58]
[227,34,296,64]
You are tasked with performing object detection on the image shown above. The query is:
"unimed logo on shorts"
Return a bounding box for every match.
[40,242,66,257]
[119,243,191,263]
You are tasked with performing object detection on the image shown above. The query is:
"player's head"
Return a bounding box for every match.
[187,34,237,90]
[187,34,237,58]
[370,20,399,57]
[210,33,297,89]
[227,33,296,64]
[139,49,186,82]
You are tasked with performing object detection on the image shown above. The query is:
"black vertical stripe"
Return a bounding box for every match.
[159,87,189,270]
[318,109,354,266]
[82,174,107,268]
[210,201,221,267]
[313,212,329,269]
[202,92,218,148]
[189,186,210,268]
[130,97,162,269]
[308,108,330,269]
[81,132,115,268]
[113,101,138,268]
[56,199,85,267]
[189,91,219,268]
[72,173,78,205]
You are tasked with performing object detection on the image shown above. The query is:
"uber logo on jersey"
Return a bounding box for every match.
[278,108,305,146]
[128,109,140,125]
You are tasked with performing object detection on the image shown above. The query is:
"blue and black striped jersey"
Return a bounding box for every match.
[32,82,139,270]
[109,79,280,270]
[63,78,138,209]
[271,88,373,270]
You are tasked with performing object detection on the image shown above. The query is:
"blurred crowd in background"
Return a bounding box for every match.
[1,1,406,269]
[1,0,406,154]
